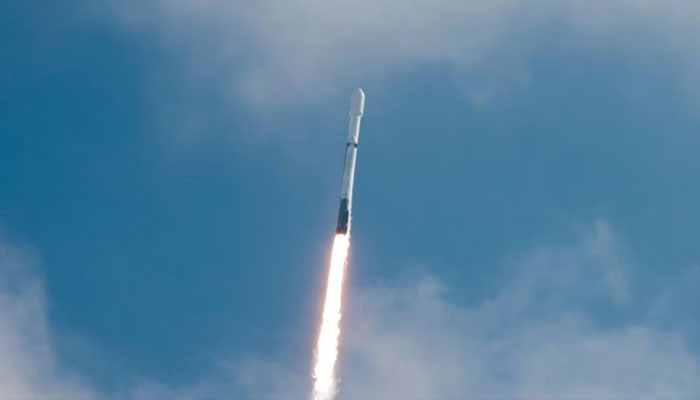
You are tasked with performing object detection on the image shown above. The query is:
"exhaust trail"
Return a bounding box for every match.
[311,89,365,400]
[312,234,349,400]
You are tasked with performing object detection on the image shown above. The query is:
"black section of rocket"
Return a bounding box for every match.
[336,198,350,234]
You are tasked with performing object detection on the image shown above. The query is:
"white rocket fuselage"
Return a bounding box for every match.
[336,88,365,235]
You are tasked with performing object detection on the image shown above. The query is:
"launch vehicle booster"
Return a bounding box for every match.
[336,88,365,235]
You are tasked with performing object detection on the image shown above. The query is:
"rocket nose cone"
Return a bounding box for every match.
[349,88,365,116]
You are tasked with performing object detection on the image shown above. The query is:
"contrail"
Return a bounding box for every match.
[311,89,365,400]
[312,234,350,400]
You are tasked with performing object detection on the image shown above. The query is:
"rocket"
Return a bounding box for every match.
[336,88,365,235]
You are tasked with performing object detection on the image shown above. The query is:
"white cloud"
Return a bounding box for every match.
[108,0,700,107]
[2,220,699,398]
[0,234,93,398]
[235,220,700,398]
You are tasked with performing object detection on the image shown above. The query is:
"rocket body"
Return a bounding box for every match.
[336,89,365,235]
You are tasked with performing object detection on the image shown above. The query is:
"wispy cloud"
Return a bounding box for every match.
[236,220,700,398]
[337,220,700,399]
[108,0,700,108]
[0,233,93,398]
[2,220,699,398]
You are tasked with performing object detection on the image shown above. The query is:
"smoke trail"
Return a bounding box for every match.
[311,234,350,400]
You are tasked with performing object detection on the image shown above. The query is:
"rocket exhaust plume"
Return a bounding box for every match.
[311,89,365,400]
[312,234,349,400]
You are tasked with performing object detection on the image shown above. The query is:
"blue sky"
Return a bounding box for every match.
[2,0,700,397]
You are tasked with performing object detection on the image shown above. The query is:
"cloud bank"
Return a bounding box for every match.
[237,220,700,399]
[109,0,700,107]
[2,220,699,398]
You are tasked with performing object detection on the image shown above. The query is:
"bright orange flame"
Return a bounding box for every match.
[311,234,350,400]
